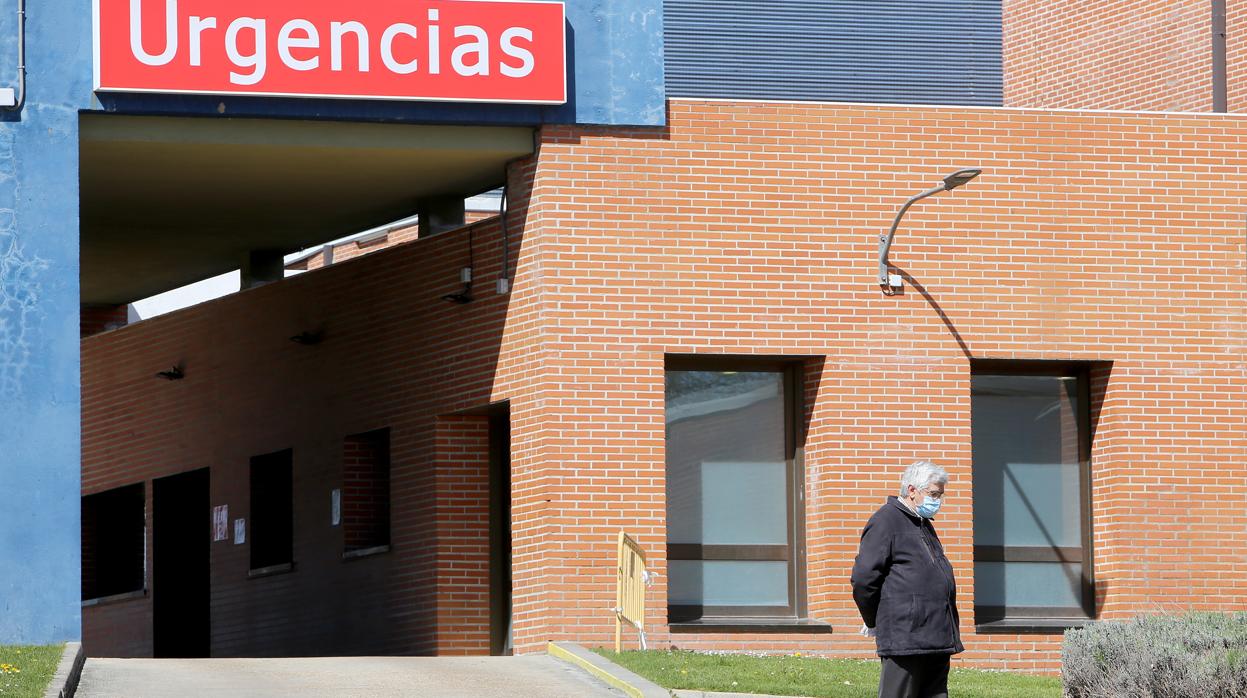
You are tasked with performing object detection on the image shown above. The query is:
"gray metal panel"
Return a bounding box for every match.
[664,0,1002,106]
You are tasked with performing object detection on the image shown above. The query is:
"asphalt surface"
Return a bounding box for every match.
[76,655,628,698]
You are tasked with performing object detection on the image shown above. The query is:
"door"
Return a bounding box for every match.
[152,468,210,657]
[488,406,512,656]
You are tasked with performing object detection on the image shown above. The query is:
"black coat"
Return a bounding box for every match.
[850,496,964,656]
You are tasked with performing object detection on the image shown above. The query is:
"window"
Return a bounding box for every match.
[343,428,391,553]
[665,357,803,622]
[81,484,145,601]
[250,449,293,570]
[971,362,1095,623]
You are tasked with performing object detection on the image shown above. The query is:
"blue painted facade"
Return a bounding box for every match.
[0,0,93,643]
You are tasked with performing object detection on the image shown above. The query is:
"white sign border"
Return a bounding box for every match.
[92,0,568,106]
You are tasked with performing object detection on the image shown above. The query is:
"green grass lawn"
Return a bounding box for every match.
[595,649,1061,698]
[0,644,63,698]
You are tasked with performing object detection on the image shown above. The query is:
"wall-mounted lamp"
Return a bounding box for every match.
[441,266,474,304]
[156,365,184,380]
[878,168,982,295]
[0,0,26,111]
[290,330,324,345]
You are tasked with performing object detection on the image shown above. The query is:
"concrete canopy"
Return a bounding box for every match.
[80,114,534,305]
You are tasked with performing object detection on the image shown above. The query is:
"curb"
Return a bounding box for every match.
[672,693,817,698]
[42,642,85,698]
[547,641,672,698]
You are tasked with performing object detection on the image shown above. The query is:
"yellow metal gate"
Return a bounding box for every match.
[614,531,650,652]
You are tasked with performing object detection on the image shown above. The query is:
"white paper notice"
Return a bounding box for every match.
[213,505,228,542]
[234,518,246,545]
[331,489,341,527]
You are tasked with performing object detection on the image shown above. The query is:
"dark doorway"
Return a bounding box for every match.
[488,405,512,656]
[249,450,293,571]
[152,468,210,658]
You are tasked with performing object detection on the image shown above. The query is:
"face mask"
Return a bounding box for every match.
[916,496,942,519]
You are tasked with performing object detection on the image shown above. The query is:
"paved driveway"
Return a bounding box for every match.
[77,655,627,698]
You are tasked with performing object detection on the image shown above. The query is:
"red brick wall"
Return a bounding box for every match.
[287,226,422,272]
[433,416,491,654]
[83,99,1247,673]
[82,170,537,657]
[289,212,497,273]
[1228,0,1247,111]
[81,304,128,337]
[523,100,1247,672]
[342,429,390,552]
[1004,0,1214,111]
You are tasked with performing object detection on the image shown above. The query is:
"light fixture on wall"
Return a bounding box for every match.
[290,329,324,345]
[441,288,474,304]
[878,168,982,295]
[0,0,25,110]
[156,365,184,380]
[442,266,474,304]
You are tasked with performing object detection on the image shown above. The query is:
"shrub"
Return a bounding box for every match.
[1062,612,1247,698]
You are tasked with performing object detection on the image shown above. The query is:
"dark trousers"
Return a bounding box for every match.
[878,654,950,698]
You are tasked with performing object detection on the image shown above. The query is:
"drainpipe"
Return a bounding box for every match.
[497,182,511,295]
[1212,0,1227,112]
[498,150,531,296]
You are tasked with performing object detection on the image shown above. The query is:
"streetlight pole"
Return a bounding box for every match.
[878,168,982,294]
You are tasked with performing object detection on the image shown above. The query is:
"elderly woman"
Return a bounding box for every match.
[850,460,963,698]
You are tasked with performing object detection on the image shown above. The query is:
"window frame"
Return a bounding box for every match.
[970,359,1097,624]
[342,427,392,557]
[664,355,807,623]
[249,448,294,572]
[81,482,147,602]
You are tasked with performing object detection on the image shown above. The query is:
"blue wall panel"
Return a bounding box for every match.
[665,0,1002,106]
[0,0,93,643]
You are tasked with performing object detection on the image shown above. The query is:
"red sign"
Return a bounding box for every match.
[94,0,567,104]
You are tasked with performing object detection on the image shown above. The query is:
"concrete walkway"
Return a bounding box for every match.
[76,655,628,698]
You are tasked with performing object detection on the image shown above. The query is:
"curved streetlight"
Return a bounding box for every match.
[878,168,982,294]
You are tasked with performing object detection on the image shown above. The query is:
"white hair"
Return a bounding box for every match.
[899,460,948,497]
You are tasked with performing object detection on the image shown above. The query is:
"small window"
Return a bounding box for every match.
[971,362,1096,623]
[250,449,293,570]
[665,357,804,622]
[81,484,145,600]
[343,429,391,553]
